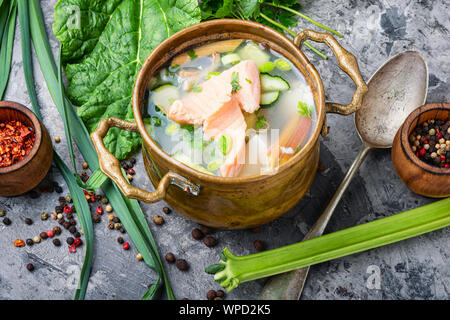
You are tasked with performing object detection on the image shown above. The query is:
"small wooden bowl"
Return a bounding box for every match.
[392,103,450,198]
[0,101,53,196]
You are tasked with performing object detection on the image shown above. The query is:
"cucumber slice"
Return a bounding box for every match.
[260,73,290,91]
[221,53,241,66]
[151,84,179,114]
[237,42,270,67]
[260,91,280,106]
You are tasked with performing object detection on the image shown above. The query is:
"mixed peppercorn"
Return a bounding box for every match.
[0,120,35,167]
[409,118,450,168]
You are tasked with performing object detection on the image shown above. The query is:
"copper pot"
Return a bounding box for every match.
[91,20,368,229]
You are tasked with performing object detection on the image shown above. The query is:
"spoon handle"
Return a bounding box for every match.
[259,142,372,300]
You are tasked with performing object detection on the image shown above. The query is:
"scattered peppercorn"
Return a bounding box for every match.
[123,242,130,250]
[207,290,216,300]
[175,259,189,271]
[96,206,103,215]
[68,226,77,234]
[153,215,164,225]
[54,136,61,143]
[127,168,135,175]
[26,263,35,272]
[165,252,175,263]
[82,162,89,169]
[105,205,113,213]
[92,214,101,224]
[108,214,115,221]
[101,197,109,205]
[40,232,48,240]
[63,221,71,229]
[54,185,63,194]
[3,217,12,225]
[74,232,81,239]
[51,213,58,220]
[191,228,204,240]
[253,240,265,252]
[216,290,225,298]
[113,217,120,223]
[108,222,114,229]
[117,237,124,244]
[33,236,40,244]
[65,195,72,203]
[114,222,122,230]
[0,209,5,217]
[46,230,54,238]
[14,239,25,247]
[119,227,126,234]
[136,253,143,261]
[126,174,133,181]
[26,239,34,246]
[24,218,33,225]
[53,226,62,236]
[57,213,63,220]
[52,239,61,247]
[163,207,172,214]
[41,212,49,220]
[203,236,217,248]
[66,237,74,245]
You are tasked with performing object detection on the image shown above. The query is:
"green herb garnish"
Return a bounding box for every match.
[192,86,202,93]
[151,116,162,127]
[297,101,312,118]
[245,78,252,84]
[255,115,268,129]
[187,48,197,60]
[206,71,221,79]
[231,72,241,93]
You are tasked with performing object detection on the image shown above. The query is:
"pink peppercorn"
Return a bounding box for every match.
[46,230,54,238]
[440,155,446,161]
[73,238,82,247]
[123,242,130,250]
[69,244,77,253]
[445,164,450,168]
[63,206,72,214]
[419,148,426,156]
[436,131,443,139]
[96,206,103,215]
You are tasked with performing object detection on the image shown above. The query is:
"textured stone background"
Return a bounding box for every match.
[1,0,449,300]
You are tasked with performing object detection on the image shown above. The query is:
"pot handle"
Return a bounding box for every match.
[90,117,199,203]
[294,30,368,136]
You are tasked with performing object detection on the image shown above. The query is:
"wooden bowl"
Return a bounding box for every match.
[0,101,53,196]
[392,103,450,198]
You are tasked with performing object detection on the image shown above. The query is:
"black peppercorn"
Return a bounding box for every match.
[40,232,48,240]
[216,290,225,298]
[24,218,33,225]
[117,237,124,244]
[69,218,76,226]
[163,207,172,214]
[53,226,62,236]
[130,158,136,165]
[26,263,35,272]
[63,221,71,229]
[121,162,130,170]
[175,259,189,271]
[58,218,66,225]
[203,236,217,248]
[253,240,265,252]
[3,217,12,225]
[112,217,120,223]
[74,232,81,239]
[92,214,101,223]
[165,252,175,263]
[108,222,114,229]
[66,212,73,219]
[206,290,216,300]
[55,185,63,194]
[52,239,61,247]
[66,237,74,245]
[119,227,126,234]
[191,228,204,240]
[69,226,77,234]
[26,239,34,246]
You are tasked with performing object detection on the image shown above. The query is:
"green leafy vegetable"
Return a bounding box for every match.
[255,115,268,129]
[206,198,450,292]
[29,0,173,300]
[231,71,241,93]
[187,48,198,60]
[297,101,311,118]
[0,0,17,100]
[53,0,202,160]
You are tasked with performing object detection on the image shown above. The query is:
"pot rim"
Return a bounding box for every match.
[0,101,43,175]
[400,102,450,175]
[132,19,325,184]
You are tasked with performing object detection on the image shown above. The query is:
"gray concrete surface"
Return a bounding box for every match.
[1,0,449,300]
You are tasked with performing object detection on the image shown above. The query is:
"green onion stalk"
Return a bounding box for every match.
[206,198,450,292]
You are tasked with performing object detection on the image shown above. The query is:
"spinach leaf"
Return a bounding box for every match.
[53,0,201,160]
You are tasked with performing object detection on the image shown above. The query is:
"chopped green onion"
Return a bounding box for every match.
[206,71,221,79]
[275,58,292,71]
[231,72,241,93]
[218,134,232,155]
[258,61,275,73]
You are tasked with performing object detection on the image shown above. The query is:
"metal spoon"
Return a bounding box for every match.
[259,51,428,300]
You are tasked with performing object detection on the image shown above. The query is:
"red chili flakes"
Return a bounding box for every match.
[0,120,35,168]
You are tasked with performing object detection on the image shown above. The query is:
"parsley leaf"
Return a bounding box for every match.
[297,101,312,118]
[231,72,241,93]
[187,49,198,60]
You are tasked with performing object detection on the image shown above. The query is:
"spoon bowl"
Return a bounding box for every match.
[355,51,428,148]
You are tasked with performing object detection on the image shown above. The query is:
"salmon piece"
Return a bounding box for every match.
[203,96,247,177]
[220,60,261,113]
[168,60,261,125]
[267,115,312,169]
